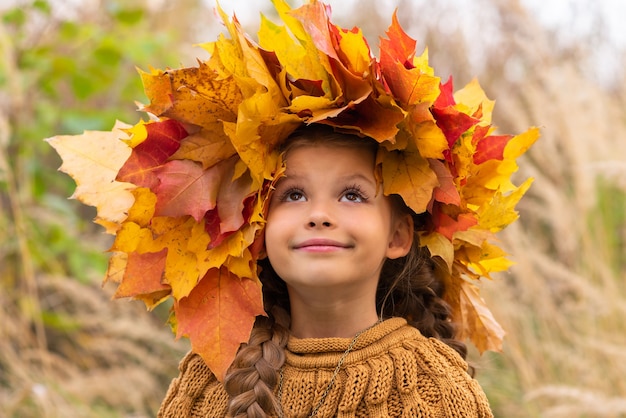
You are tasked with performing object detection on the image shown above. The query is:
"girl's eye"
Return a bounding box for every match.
[340,187,368,203]
[281,189,306,202]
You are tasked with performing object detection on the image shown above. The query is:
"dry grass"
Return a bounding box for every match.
[450,4,626,418]
[0,274,188,417]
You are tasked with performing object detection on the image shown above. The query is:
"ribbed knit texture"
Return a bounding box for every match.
[158,318,494,417]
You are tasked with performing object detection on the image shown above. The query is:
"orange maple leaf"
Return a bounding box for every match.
[114,249,171,306]
[458,280,505,352]
[175,267,265,381]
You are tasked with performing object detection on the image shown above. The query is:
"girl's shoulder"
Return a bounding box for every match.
[157,351,229,418]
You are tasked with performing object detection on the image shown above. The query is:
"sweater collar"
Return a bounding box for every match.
[285,317,413,368]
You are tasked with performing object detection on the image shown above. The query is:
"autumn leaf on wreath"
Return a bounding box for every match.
[153,159,220,222]
[429,159,460,205]
[114,249,171,309]
[45,122,135,233]
[117,119,188,189]
[458,280,505,352]
[419,231,454,271]
[378,148,438,214]
[175,267,265,382]
[379,12,440,107]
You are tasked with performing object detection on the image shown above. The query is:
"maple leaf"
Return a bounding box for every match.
[45,123,136,233]
[153,159,220,222]
[228,94,300,186]
[116,119,188,189]
[319,95,405,142]
[477,177,533,232]
[175,267,265,381]
[431,105,479,148]
[169,126,237,170]
[473,134,513,165]
[215,163,255,235]
[504,127,540,159]
[379,13,439,107]
[468,241,514,276]
[431,203,478,241]
[419,231,454,271]
[333,26,372,76]
[109,221,158,254]
[125,187,157,227]
[138,67,173,117]
[105,251,127,284]
[378,148,438,214]
[453,78,495,125]
[113,249,171,306]
[141,63,242,128]
[258,4,333,98]
[150,216,211,300]
[429,159,460,205]
[458,280,505,352]
[433,77,455,108]
[409,120,449,160]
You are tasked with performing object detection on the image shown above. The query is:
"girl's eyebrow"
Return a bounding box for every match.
[281,172,375,184]
[336,173,376,187]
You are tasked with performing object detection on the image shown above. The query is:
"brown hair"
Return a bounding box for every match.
[223,124,465,417]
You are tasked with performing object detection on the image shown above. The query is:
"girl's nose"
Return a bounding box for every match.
[306,202,335,228]
[308,219,332,228]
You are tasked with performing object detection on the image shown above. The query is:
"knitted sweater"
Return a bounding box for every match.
[158,318,493,417]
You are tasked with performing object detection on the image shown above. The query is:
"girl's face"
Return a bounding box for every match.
[265,142,412,296]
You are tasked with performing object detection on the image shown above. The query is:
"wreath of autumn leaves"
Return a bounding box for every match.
[47,0,539,381]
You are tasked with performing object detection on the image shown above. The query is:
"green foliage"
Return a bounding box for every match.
[594,179,626,276]
[1,0,183,280]
[0,0,193,415]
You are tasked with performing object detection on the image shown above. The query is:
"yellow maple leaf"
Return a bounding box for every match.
[335,26,371,75]
[109,221,159,254]
[453,79,495,125]
[504,127,540,159]
[411,120,449,159]
[378,148,439,214]
[169,126,237,170]
[126,187,156,226]
[477,177,533,232]
[45,123,136,233]
[269,0,334,94]
[419,231,454,271]
[121,120,148,148]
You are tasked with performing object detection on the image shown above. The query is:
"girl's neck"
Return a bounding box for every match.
[287,288,380,338]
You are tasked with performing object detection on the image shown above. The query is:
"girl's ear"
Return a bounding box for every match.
[386,213,414,260]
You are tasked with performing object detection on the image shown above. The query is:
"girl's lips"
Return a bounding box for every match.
[293,238,351,252]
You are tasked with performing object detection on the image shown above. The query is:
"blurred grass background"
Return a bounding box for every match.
[0,0,624,417]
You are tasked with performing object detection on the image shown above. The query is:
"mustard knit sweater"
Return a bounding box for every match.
[158,318,493,417]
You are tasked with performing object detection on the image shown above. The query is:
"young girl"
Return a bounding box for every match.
[48,1,538,417]
[158,126,494,417]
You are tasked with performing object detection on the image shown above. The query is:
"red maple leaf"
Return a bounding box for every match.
[474,134,513,165]
[116,119,188,189]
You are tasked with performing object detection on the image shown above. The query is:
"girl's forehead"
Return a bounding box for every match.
[284,141,376,161]
[280,144,380,186]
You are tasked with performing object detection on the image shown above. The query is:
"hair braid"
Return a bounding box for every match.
[377,212,468,360]
[224,261,291,418]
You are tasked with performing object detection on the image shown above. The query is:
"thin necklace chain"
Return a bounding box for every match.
[276,320,381,418]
